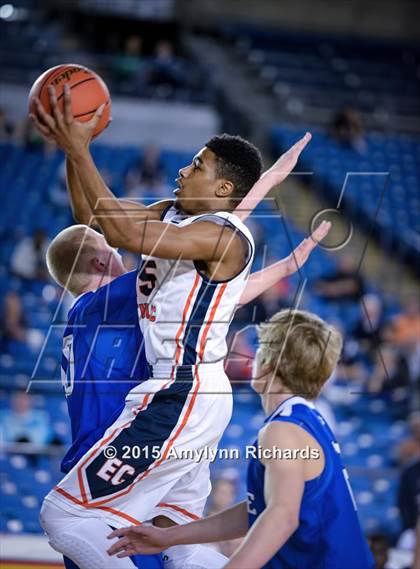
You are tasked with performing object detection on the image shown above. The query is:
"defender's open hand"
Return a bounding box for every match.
[283,220,331,275]
[264,132,312,186]
[29,84,105,158]
[107,525,173,558]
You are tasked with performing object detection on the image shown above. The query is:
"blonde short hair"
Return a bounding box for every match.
[257,309,343,399]
[46,225,100,296]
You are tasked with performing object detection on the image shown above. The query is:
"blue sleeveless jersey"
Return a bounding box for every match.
[60,270,148,474]
[247,396,374,569]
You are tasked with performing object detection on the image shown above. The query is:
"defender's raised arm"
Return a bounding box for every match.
[234,132,312,222]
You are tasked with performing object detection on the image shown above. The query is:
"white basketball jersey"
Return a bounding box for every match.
[136,205,254,368]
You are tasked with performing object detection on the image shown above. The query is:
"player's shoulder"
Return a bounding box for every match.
[181,210,254,244]
[259,419,306,450]
[68,290,93,318]
[261,398,320,438]
[68,270,138,320]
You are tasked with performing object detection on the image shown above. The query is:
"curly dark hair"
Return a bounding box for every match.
[205,134,263,202]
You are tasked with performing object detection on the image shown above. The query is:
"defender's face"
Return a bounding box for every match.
[96,234,126,277]
[174,147,221,214]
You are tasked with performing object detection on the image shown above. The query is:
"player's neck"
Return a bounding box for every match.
[78,274,115,294]
[261,392,297,416]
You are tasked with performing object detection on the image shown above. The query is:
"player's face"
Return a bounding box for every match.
[174,147,227,214]
[96,234,126,277]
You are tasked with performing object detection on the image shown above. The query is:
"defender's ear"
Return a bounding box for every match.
[91,256,106,273]
[215,180,234,198]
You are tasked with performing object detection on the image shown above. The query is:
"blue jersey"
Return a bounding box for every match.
[60,270,148,474]
[247,396,374,569]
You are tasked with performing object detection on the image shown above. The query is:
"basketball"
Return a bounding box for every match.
[28,64,111,138]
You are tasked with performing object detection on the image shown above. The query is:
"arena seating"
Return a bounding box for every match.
[221,24,420,123]
[271,125,420,264]
[0,11,214,104]
[0,142,407,539]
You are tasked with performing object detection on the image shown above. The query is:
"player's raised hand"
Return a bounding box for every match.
[29,84,105,159]
[264,132,312,186]
[283,220,331,275]
[107,525,172,558]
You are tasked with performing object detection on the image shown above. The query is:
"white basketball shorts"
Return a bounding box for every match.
[44,362,232,529]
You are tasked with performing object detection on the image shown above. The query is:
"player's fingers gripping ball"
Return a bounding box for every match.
[28,64,111,138]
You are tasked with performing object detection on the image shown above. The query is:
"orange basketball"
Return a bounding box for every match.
[28,64,111,138]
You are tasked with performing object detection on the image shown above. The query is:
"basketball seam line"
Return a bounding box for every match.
[73,99,110,118]
[56,77,97,102]
[38,66,85,98]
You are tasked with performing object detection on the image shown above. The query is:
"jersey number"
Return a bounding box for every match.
[62,334,75,397]
[139,260,157,297]
[247,491,257,515]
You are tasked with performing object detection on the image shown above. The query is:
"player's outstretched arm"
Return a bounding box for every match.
[234,132,312,222]
[30,85,172,224]
[223,423,306,569]
[239,220,331,305]
[106,501,248,558]
[66,157,97,225]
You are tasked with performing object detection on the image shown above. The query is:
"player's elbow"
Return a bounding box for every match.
[70,206,86,225]
[73,211,91,226]
[286,513,299,534]
[282,510,299,534]
[269,505,299,535]
[106,232,125,249]
[107,227,140,253]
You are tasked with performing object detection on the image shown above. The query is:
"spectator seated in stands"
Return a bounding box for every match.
[113,34,148,95]
[0,291,27,352]
[22,117,54,154]
[313,254,366,302]
[336,335,368,384]
[0,390,51,445]
[48,161,69,209]
[395,411,420,468]
[330,105,367,153]
[150,40,185,91]
[124,144,168,198]
[352,293,386,364]
[367,533,391,569]
[0,106,15,142]
[369,297,419,407]
[396,414,419,555]
[11,229,50,282]
[0,290,45,355]
[386,296,420,349]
